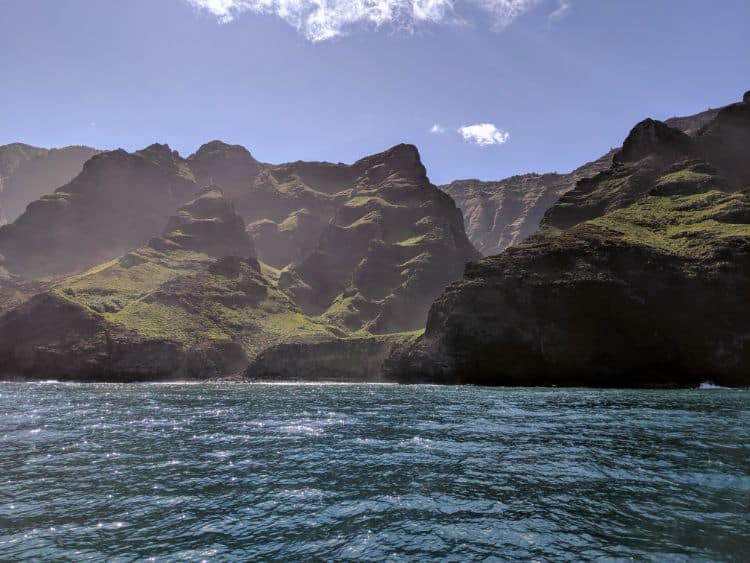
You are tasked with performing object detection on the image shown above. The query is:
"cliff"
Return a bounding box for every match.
[0,142,478,380]
[279,144,481,333]
[0,144,99,224]
[445,105,725,257]
[388,91,750,387]
[246,332,421,382]
[0,190,337,380]
[0,144,197,278]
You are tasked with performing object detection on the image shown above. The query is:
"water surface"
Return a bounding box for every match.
[1,383,748,560]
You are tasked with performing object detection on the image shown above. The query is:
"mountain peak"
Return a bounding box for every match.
[139,143,175,157]
[353,143,426,183]
[613,118,691,164]
[152,187,255,260]
[189,140,257,163]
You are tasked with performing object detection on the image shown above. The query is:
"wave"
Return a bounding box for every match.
[699,381,730,390]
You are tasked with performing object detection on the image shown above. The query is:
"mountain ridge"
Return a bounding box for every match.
[444,105,725,257]
[0,142,479,380]
[387,90,750,387]
[0,143,98,224]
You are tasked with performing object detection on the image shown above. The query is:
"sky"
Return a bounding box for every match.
[0,0,748,184]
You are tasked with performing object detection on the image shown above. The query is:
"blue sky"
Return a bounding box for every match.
[0,0,747,184]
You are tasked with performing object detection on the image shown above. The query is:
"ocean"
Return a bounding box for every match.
[1,382,748,560]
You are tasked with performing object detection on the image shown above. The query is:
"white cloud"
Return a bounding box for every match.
[458,123,510,146]
[548,0,570,21]
[472,0,542,31]
[429,124,445,134]
[185,0,547,41]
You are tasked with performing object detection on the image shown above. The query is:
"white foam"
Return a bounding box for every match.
[699,381,729,390]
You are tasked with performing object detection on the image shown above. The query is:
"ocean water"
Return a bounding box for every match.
[0,383,748,561]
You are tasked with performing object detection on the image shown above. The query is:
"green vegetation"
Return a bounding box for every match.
[654,168,712,188]
[51,244,338,359]
[589,187,750,258]
[397,234,427,247]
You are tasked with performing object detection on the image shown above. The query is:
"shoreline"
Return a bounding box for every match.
[0,376,743,390]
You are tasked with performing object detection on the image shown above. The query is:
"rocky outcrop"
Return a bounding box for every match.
[151,187,255,259]
[246,332,420,382]
[279,144,481,333]
[445,105,731,258]
[388,91,750,387]
[187,141,263,204]
[0,191,337,380]
[0,144,197,278]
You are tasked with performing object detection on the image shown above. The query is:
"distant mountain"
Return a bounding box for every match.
[444,106,724,257]
[0,143,478,380]
[0,189,337,379]
[0,144,196,278]
[0,143,98,224]
[388,91,750,387]
[444,152,615,256]
[277,144,480,333]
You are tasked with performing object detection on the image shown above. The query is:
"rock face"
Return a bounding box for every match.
[445,106,726,257]
[187,141,480,334]
[388,92,750,387]
[0,139,480,380]
[0,143,98,224]
[278,144,481,333]
[0,144,197,278]
[0,140,476,335]
[152,186,256,259]
[246,332,420,382]
[0,191,336,380]
[444,153,615,256]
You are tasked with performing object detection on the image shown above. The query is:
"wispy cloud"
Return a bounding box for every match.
[429,124,446,134]
[548,0,570,21]
[458,123,510,146]
[185,0,548,41]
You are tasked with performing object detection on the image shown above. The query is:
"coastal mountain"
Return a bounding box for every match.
[0,143,98,224]
[445,107,722,257]
[278,144,480,333]
[0,189,337,380]
[0,144,478,379]
[444,152,614,256]
[0,144,197,278]
[388,91,750,387]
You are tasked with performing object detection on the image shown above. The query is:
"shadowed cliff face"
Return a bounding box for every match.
[445,106,725,258]
[278,144,481,333]
[151,186,256,260]
[0,190,337,381]
[246,332,421,382]
[0,144,197,278]
[0,142,479,379]
[388,92,750,387]
[186,141,480,334]
[0,143,98,224]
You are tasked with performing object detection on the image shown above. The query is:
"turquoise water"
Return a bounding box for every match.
[0,383,748,561]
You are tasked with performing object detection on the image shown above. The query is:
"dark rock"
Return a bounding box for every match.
[0,144,197,278]
[247,333,420,382]
[0,143,98,223]
[389,90,750,388]
[445,104,722,258]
